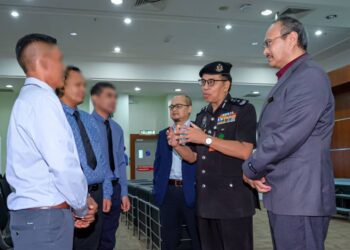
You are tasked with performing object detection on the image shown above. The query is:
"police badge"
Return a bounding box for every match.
[216,63,224,72]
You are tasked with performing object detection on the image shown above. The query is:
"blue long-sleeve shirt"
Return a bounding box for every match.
[62,104,113,200]
[6,77,88,217]
[92,111,128,197]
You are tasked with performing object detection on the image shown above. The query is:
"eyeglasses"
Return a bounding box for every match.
[263,32,291,48]
[198,78,228,87]
[169,104,190,110]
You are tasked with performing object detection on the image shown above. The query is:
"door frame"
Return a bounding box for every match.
[130,134,159,180]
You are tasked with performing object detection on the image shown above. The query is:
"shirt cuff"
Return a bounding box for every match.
[121,185,128,197]
[73,204,88,218]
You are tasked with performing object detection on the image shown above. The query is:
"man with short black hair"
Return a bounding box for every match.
[91,82,130,250]
[58,66,113,250]
[243,16,336,250]
[6,33,97,250]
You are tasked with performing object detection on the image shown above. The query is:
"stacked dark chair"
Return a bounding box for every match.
[125,180,193,250]
[0,175,13,250]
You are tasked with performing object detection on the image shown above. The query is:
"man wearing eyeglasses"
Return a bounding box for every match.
[153,95,201,250]
[242,16,335,250]
[167,62,259,250]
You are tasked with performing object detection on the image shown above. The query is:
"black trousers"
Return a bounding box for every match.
[160,185,201,250]
[268,211,331,250]
[198,216,253,250]
[73,184,104,250]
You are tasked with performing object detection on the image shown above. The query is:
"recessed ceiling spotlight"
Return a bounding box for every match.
[6,84,13,88]
[114,46,121,53]
[251,42,259,46]
[252,91,260,95]
[70,32,78,36]
[315,30,323,36]
[124,17,132,25]
[111,0,123,5]
[218,6,230,11]
[196,51,204,57]
[225,24,232,30]
[134,87,141,92]
[11,10,19,18]
[261,9,273,16]
[175,88,182,92]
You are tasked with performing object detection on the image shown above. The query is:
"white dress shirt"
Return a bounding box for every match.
[6,77,88,217]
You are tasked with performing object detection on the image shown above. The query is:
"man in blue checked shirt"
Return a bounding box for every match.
[91,82,130,250]
[57,66,113,250]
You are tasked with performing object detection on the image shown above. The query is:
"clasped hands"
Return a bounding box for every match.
[74,196,98,229]
[166,123,207,147]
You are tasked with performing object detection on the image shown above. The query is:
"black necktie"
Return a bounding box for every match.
[104,119,115,172]
[73,111,97,170]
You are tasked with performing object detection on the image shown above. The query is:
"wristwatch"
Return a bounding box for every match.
[205,136,213,146]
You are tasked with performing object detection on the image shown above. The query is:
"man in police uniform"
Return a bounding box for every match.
[167,61,259,250]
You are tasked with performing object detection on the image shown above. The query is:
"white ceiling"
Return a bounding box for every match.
[0,0,349,98]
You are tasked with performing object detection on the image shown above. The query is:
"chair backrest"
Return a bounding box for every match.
[0,175,11,230]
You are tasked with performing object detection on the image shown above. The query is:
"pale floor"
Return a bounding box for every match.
[115,208,350,250]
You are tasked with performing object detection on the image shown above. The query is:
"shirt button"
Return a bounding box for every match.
[202,184,206,188]
[202,155,206,160]
[229,183,234,188]
[202,169,206,174]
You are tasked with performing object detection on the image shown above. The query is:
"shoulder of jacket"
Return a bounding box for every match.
[229,97,249,107]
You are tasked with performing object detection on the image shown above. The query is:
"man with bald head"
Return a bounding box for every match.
[152,95,201,250]
[6,33,97,250]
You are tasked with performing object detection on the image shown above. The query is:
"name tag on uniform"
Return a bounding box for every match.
[217,112,237,125]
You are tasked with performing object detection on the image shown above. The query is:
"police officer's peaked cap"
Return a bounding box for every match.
[199,61,232,77]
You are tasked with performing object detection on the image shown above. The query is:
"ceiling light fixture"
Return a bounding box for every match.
[114,46,121,53]
[225,24,232,30]
[6,84,13,88]
[124,17,132,25]
[70,32,78,36]
[11,10,19,18]
[175,88,182,92]
[251,42,259,46]
[325,14,337,20]
[134,87,141,92]
[252,91,260,95]
[111,0,123,5]
[315,30,323,36]
[261,9,273,16]
[196,51,204,57]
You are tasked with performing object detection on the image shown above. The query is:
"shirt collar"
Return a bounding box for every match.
[24,77,55,93]
[61,102,77,116]
[92,110,109,123]
[207,93,232,114]
[276,53,307,79]
[172,119,191,130]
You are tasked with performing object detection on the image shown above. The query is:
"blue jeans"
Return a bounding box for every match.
[10,208,74,250]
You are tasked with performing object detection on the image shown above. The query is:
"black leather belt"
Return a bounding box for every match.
[168,179,183,187]
[88,184,100,192]
[112,179,119,186]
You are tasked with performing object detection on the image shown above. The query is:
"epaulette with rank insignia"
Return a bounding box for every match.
[230,98,249,106]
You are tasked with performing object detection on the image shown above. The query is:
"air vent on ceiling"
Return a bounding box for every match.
[279,7,313,18]
[0,88,14,93]
[134,0,167,11]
